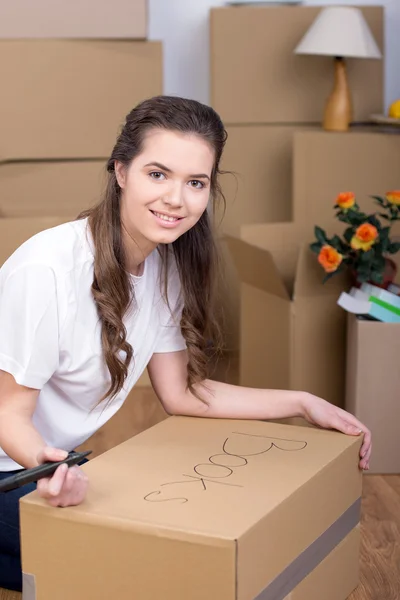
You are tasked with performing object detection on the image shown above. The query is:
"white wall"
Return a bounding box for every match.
[148,0,400,114]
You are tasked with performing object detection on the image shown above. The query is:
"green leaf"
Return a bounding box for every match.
[368,215,381,229]
[330,234,343,250]
[322,271,338,284]
[371,195,384,206]
[314,226,327,245]
[310,242,321,254]
[343,227,354,243]
[379,213,391,221]
[370,270,384,284]
[388,241,400,253]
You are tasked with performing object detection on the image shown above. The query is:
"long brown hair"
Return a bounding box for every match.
[79,95,228,403]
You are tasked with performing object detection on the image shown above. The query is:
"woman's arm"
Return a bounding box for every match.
[147,350,372,470]
[0,370,88,506]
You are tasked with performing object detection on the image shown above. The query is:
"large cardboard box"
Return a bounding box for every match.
[345,314,400,474]
[20,416,363,600]
[210,5,383,124]
[293,129,400,233]
[0,161,106,218]
[226,231,349,409]
[0,40,162,160]
[0,0,147,39]
[218,125,315,234]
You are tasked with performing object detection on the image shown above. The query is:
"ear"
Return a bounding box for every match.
[115,161,127,189]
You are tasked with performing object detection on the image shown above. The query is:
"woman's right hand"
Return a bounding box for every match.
[36,447,89,507]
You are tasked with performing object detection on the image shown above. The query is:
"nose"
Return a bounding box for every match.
[163,182,184,208]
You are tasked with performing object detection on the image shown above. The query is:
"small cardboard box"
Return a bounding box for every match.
[20,416,362,600]
[345,314,400,474]
[0,0,147,39]
[226,230,349,409]
[0,40,162,160]
[210,5,383,124]
[0,160,106,218]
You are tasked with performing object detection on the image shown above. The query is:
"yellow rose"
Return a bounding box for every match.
[350,223,378,252]
[318,245,343,273]
[336,192,355,211]
[386,191,400,206]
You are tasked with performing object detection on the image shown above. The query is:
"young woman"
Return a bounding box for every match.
[0,95,371,591]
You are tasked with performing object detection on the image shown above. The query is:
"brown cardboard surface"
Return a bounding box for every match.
[0,40,162,160]
[210,6,383,124]
[0,160,106,217]
[0,217,67,265]
[284,526,360,600]
[345,315,400,474]
[293,129,400,233]
[0,0,147,39]
[225,234,349,408]
[20,416,362,599]
[218,125,315,233]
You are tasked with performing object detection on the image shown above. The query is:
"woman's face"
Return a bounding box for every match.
[115,128,215,251]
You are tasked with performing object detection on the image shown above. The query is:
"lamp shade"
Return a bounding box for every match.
[294,6,382,59]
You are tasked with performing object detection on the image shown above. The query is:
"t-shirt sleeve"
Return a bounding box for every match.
[153,258,187,354]
[0,264,60,389]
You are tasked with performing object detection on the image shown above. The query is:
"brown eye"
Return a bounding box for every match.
[149,171,166,181]
[189,180,204,189]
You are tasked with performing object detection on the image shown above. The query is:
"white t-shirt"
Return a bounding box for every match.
[0,218,187,471]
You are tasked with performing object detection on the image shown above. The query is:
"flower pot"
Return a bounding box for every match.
[351,257,398,290]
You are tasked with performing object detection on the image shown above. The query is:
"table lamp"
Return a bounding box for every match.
[294,6,382,132]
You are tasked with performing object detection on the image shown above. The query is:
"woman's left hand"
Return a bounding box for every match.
[301,393,371,471]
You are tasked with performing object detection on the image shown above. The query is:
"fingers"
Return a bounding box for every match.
[37,446,68,464]
[37,465,89,508]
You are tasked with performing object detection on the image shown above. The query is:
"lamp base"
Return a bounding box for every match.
[323,57,352,132]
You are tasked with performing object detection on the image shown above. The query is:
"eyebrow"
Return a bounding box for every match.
[144,162,210,181]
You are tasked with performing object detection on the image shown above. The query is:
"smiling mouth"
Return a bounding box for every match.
[150,210,184,222]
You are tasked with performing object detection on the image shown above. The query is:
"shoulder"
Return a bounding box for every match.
[0,218,93,281]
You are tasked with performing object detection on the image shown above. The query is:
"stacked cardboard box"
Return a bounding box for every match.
[0,2,161,388]
[210,4,388,408]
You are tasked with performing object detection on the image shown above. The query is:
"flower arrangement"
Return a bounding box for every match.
[310,191,400,286]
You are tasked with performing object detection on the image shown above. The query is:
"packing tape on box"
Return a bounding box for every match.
[255,497,361,600]
[22,572,36,600]
[21,497,361,600]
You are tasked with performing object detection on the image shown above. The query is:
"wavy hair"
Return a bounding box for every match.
[79,95,228,403]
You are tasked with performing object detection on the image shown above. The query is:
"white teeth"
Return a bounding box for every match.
[153,211,179,222]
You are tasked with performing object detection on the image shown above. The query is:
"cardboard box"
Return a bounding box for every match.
[20,416,362,600]
[0,0,147,39]
[0,40,162,160]
[0,161,106,218]
[226,232,349,409]
[218,125,315,234]
[345,314,400,474]
[293,129,400,233]
[210,5,383,124]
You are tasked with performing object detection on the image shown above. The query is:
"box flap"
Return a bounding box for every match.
[240,222,307,297]
[224,235,289,299]
[294,244,350,298]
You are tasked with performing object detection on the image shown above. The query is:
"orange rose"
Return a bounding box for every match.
[336,192,355,210]
[386,191,400,206]
[318,245,343,273]
[350,223,378,251]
